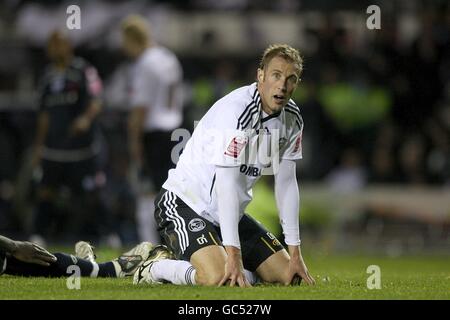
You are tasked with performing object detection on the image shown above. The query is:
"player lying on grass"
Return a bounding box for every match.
[133,44,315,287]
[0,235,153,278]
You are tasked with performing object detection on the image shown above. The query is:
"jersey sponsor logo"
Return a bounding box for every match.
[293,133,302,153]
[43,92,79,108]
[224,136,248,158]
[188,218,206,232]
[240,164,261,177]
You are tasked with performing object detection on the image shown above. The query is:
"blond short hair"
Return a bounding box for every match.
[121,15,151,45]
[259,44,303,77]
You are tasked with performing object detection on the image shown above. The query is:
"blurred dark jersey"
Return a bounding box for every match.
[39,57,102,160]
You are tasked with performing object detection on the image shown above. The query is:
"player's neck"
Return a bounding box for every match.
[261,104,273,115]
[256,85,272,116]
[260,97,278,116]
[135,43,152,58]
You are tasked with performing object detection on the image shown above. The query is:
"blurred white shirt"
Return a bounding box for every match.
[129,45,183,132]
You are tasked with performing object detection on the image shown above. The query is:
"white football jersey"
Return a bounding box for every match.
[163,82,303,225]
[129,45,183,131]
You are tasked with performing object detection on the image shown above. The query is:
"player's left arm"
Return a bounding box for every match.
[0,235,56,266]
[274,159,315,285]
[70,66,103,135]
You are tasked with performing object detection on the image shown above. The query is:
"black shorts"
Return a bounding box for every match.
[154,189,285,272]
[142,131,177,191]
[40,156,104,194]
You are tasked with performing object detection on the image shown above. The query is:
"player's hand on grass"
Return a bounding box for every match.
[219,246,252,288]
[288,257,315,285]
[12,241,57,266]
[287,245,315,285]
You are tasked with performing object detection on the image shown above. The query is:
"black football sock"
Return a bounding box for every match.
[97,261,117,277]
[4,252,116,278]
[4,252,91,277]
[53,253,118,277]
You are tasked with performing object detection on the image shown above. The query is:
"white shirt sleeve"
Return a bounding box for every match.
[274,159,301,246]
[215,166,247,249]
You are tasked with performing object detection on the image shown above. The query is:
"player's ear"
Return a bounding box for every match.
[257,68,264,83]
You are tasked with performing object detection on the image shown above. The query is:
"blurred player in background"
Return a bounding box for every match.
[0,234,153,278]
[133,44,315,287]
[31,30,115,245]
[121,15,184,244]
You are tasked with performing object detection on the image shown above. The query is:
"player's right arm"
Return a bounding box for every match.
[0,235,56,266]
[127,105,147,168]
[205,94,254,287]
[216,166,251,287]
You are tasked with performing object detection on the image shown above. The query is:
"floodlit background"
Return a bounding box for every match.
[0,0,449,256]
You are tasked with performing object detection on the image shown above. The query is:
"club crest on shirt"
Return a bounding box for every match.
[224,136,248,158]
[188,218,206,232]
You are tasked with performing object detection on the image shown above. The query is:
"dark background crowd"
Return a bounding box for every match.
[0,0,448,248]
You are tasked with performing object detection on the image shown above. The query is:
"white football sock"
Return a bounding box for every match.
[90,262,99,278]
[150,260,258,286]
[151,260,196,285]
[244,269,258,285]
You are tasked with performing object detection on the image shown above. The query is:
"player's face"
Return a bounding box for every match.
[257,56,299,115]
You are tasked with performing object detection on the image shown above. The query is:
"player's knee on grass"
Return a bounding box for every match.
[259,269,292,285]
[256,250,292,285]
[191,245,226,286]
[195,268,225,286]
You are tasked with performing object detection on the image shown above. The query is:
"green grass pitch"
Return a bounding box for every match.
[1,247,449,300]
